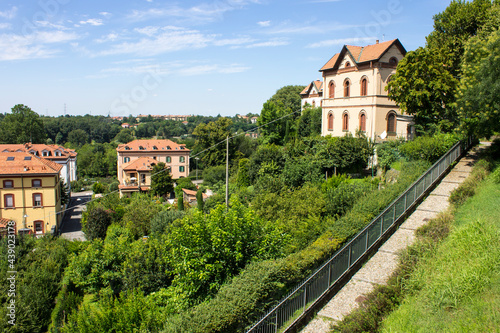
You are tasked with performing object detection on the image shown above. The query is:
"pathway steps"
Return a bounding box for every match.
[301,143,489,333]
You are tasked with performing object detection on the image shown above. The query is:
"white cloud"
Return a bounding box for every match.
[307,37,376,48]
[95,33,120,43]
[0,30,79,61]
[257,20,271,27]
[79,18,103,26]
[245,38,289,48]
[98,29,214,56]
[0,6,17,19]
[99,12,112,17]
[213,36,255,46]
[128,0,260,23]
[0,23,11,29]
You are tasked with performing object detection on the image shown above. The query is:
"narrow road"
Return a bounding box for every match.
[301,143,488,332]
[59,191,92,241]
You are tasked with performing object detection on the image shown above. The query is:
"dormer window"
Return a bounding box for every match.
[42,150,50,157]
[139,146,145,150]
[166,146,171,150]
[54,150,61,156]
[125,146,131,150]
[153,146,158,150]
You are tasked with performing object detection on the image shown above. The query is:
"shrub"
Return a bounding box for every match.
[203,165,227,187]
[85,207,112,240]
[150,210,186,235]
[399,132,460,163]
[376,138,405,171]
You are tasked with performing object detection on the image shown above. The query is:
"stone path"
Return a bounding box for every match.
[301,143,488,333]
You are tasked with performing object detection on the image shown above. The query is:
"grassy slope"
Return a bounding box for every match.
[380,175,500,332]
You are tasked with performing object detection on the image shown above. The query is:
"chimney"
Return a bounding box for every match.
[376,40,379,44]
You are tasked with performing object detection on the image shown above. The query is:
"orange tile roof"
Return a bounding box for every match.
[300,82,313,95]
[0,143,77,158]
[301,80,324,96]
[314,80,323,92]
[117,139,189,152]
[320,39,405,71]
[0,217,13,228]
[0,152,62,175]
[182,188,208,199]
[123,156,158,171]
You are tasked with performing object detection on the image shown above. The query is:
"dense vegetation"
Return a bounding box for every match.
[0,1,498,331]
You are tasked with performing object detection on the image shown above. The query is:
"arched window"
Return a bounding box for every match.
[344,79,350,97]
[327,112,334,131]
[389,57,398,66]
[359,112,366,132]
[387,112,396,133]
[345,61,351,68]
[312,100,316,107]
[342,112,349,131]
[329,81,335,99]
[360,77,368,96]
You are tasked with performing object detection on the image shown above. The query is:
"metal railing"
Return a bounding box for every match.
[246,138,472,333]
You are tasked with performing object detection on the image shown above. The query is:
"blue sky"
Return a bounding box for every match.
[0,0,450,117]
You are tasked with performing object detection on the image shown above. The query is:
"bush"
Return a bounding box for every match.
[150,210,186,235]
[85,207,112,240]
[203,165,227,187]
[376,138,405,171]
[399,132,460,163]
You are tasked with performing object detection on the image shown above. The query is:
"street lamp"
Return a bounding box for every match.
[195,157,199,180]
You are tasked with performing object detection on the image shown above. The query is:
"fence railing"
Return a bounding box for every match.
[246,138,473,333]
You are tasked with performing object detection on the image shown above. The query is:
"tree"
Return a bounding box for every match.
[196,189,204,212]
[151,162,174,197]
[268,85,306,116]
[68,129,89,147]
[257,101,288,145]
[0,104,46,143]
[297,105,322,137]
[236,158,250,187]
[387,47,458,133]
[85,207,112,240]
[457,28,500,137]
[193,117,233,167]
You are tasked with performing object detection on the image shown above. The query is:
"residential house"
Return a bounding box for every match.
[0,143,77,189]
[320,39,414,140]
[0,152,63,235]
[182,188,208,206]
[300,80,323,110]
[116,139,190,197]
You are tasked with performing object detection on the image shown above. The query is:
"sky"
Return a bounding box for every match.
[0,0,451,118]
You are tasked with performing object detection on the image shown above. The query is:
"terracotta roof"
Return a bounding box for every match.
[0,152,62,175]
[300,80,324,96]
[182,188,208,199]
[320,39,405,71]
[0,143,77,158]
[117,139,189,152]
[0,217,13,229]
[320,53,340,71]
[123,156,158,171]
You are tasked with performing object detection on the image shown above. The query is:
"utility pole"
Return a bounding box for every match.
[225,135,229,210]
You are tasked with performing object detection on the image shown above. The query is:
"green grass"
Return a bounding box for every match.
[380,174,500,333]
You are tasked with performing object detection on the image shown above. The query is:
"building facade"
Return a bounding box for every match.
[0,152,63,235]
[116,139,190,197]
[0,143,77,189]
[319,39,414,140]
[300,80,323,110]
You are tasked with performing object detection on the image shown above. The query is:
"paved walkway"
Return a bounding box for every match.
[59,191,92,241]
[301,143,488,333]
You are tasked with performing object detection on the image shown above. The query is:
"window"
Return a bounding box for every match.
[359,113,366,132]
[180,156,185,163]
[141,174,146,184]
[4,194,14,208]
[124,157,130,163]
[32,179,42,188]
[344,80,350,97]
[3,180,13,188]
[33,193,42,207]
[166,156,171,163]
[312,100,316,107]
[42,151,49,157]
[360,78,368,96]
[389,57,398,66]
[34,221,44,234]
[24,156,32,160]
[342,112,349,131]
[345,61,351,68]
[387,112,396,133]
[329,81,335,98]
[328,112,334,131]
[7,156,14,161]
[179,166,185,173]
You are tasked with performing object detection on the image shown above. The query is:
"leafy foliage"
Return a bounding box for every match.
[85,207,112,240]
[193,117,232,167]
[151,162,174,197]
[0,104,46,144]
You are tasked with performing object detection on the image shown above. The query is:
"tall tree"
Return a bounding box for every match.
[0,104,46,143]
[457,28,500,137]
[387,48,458,133]
[193,117,233,167]
[151,162,174,197]
[268,85,306,116]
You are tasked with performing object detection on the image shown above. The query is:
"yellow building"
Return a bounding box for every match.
[0,152,63,235]
[319,39,414,141]
[116,139,190,197]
